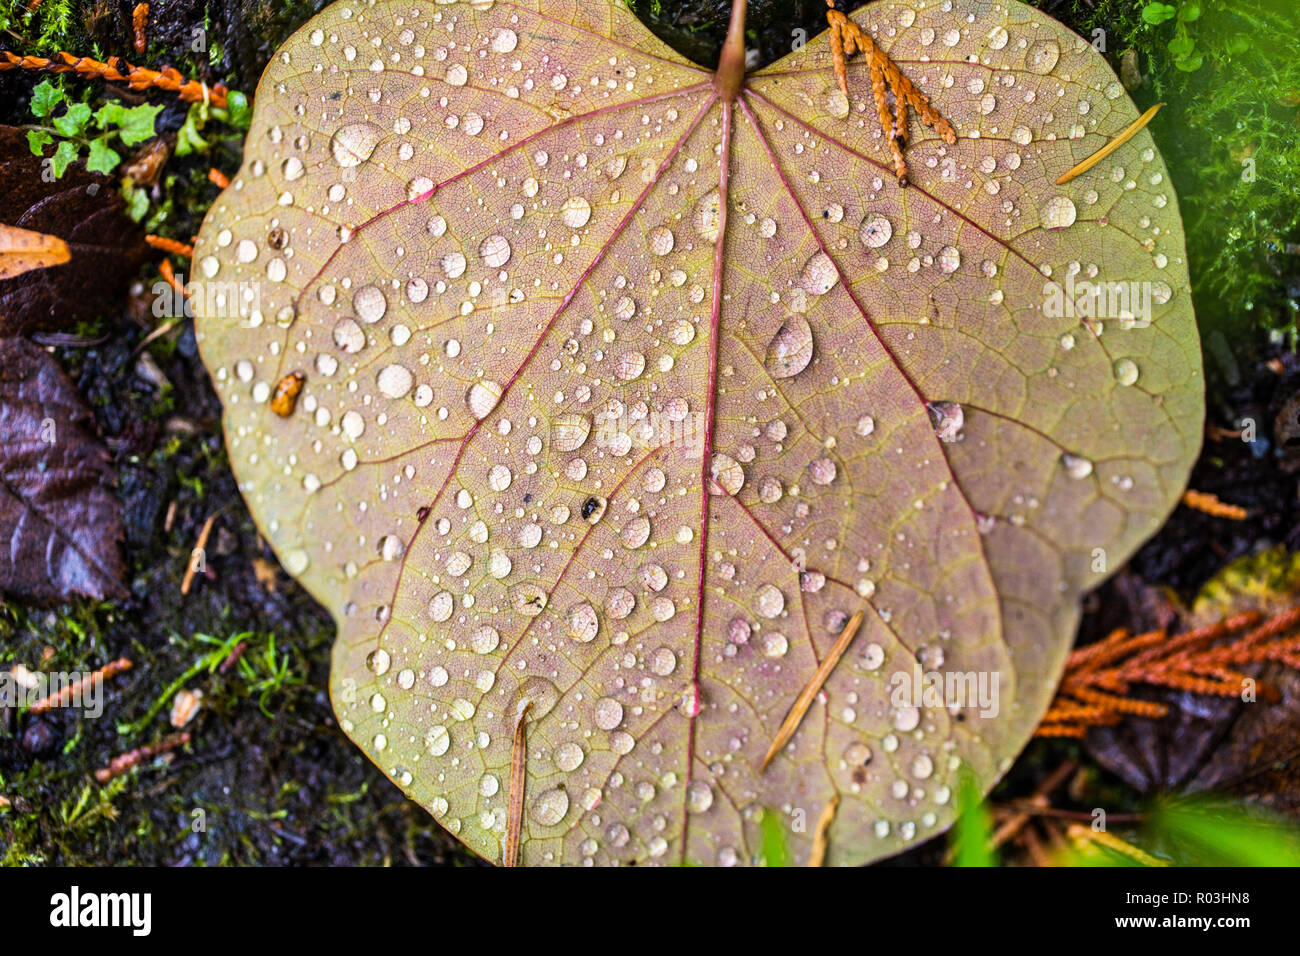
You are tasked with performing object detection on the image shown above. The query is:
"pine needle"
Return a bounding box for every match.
[1181,488,1249,520]
[762,610,864,771]
[808,794,839,866]
[503,701,532,867]
[1056,103,1163,185]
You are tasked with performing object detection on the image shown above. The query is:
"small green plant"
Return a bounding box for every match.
[949,770,998,867]
[118,630,306,735]
[756,810,793,867]
[1142,1,1204,71]
[26,80,163,178]
[175,90,253,156]
[230,632,305,717]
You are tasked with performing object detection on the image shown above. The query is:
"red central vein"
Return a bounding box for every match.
[679,97,733,866]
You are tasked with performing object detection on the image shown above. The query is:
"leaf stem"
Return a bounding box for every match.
[712,0,747,102]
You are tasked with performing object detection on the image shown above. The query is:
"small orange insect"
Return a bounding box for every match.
[270,371,305,417]
[132,4,149,56]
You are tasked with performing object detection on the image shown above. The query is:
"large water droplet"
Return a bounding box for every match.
[555,742,584,772]
[937,246,961,274]
[480,234,512,267]
[531,787,569,826]
[1042,196,1077,230]
[333,318,365,353]
[694,189,720,243]
[1113,358,1139,386]
[927,401,964,442]
[756,584,785,619]
[468,380,503,418]
[567,602,599,643]
[354,284,387,323]
[594,697,624,730]
[561,196,592,228]
[377,364,413,399]
[1061,452,1094,479]
[648,225,675,256]
[860,214,893,249]
[550,413,591,452]
[490,28,518,53]
[799,251,839,295]
[687,781,714,813]
[764,316,814,379]
[470,625,500,654]
[330,122,382,167]
[1026,39,1061,74]
[710,454,745,495]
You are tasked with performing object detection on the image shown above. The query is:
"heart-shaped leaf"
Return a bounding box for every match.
[192,0,1202,865]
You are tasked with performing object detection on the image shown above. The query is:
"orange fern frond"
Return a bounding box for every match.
[1038,605,1300,737]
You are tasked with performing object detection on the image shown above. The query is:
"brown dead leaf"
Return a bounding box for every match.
[0,223,70,280]
[0,125,151,336]
[0,337,127,602]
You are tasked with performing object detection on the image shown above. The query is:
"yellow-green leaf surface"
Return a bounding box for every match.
[193,0,1203,865]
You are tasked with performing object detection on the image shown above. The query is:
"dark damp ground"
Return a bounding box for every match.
[0,0,1296,865]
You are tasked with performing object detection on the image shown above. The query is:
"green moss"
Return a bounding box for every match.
[1192,544,1300,613]
[1059,0,1300,334]
[33,0,86,55]
[1,599,476,865]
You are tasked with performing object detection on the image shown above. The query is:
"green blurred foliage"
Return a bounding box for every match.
[757,808,794,866]
[950,769,998,867]
[1149,798,1300,865]
[26,79,164,177]
[1103,0,1300,334]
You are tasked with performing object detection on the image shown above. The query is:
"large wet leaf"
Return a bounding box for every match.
[192,0,1203,865]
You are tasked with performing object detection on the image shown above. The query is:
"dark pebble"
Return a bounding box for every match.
[21,719,58,757]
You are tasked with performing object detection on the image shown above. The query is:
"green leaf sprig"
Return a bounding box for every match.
[26,79,164,177]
